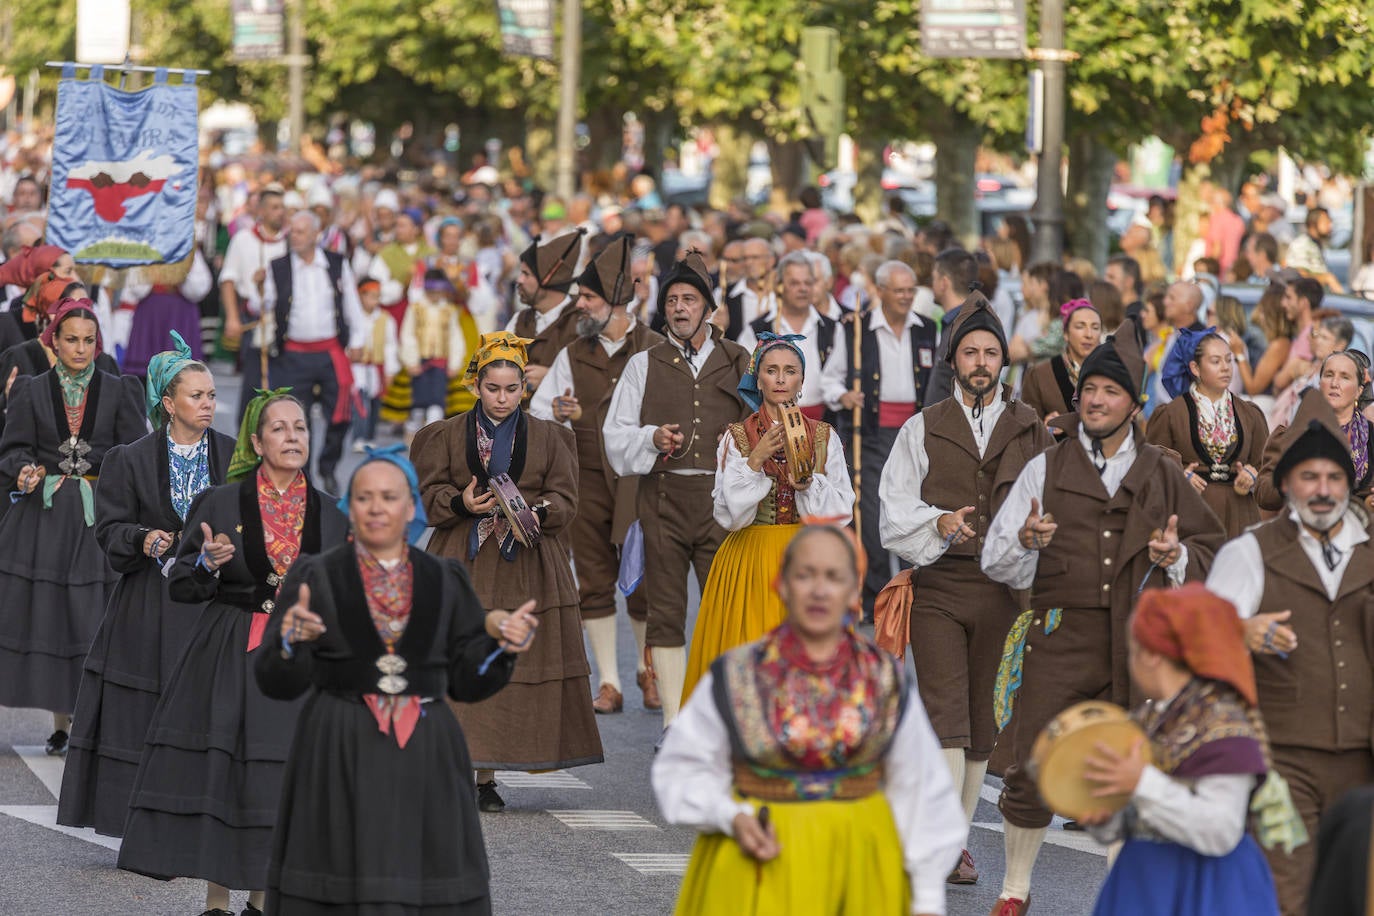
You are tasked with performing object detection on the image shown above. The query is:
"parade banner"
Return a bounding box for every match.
[496,0,555,59]
[48,67,198,268]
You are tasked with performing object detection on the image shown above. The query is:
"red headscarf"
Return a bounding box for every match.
[28,276,77,322]
[0,245,65,289]
[39,297,104,355]
[1131,584,1257,706]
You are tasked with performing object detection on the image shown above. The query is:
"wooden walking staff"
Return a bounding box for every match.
[849,299,866,533]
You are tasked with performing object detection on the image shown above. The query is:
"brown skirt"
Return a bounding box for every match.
[449,602,603,771]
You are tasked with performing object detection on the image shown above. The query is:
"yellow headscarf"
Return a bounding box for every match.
[461,331,533,392]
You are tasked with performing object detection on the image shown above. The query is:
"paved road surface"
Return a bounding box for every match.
[0,363,1107,914]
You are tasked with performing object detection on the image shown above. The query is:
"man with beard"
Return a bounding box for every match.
[506,229,586,393]
[980,318,1225,916]
[220,183,287,367]
[603,251,750,727]
[531,235,665,714]
[879,291,1053,887]
[1206,391,1374,916]
[1285,205,1344,293]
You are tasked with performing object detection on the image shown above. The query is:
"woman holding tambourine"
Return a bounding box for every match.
[412,331,602,815]
[681,333,853,704]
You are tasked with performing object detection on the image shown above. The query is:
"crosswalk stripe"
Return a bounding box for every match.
[549,810,659,830]
[495,770,591,789]
[612,853,691,875]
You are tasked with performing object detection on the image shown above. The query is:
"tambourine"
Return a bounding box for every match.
[1029,700,1152,819]
[780,400,815,485]
[487,473,542,548]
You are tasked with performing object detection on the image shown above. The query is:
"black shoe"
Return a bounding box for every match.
[1062,819,1085,831]
[198,910,234,916]
[45,729,67,757]
[476,780,505,813]
[241,905,263,916]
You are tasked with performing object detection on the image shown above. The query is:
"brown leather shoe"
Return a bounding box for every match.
[947,848,978,885]
[637,669,662,710]
[989,895,1031,916]
[592,683,623,714]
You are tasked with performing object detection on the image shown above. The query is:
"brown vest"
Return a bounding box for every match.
[640,332,751,473]
[1250,514,1374,752]
[1032,439,1165,611]
[514,303,581,369]
[567,322,665,473]
[920,394,1051,559]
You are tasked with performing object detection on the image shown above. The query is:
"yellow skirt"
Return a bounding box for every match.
[683,523,798,704]
[674,792,910,916]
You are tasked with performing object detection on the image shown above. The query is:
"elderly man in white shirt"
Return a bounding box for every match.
[260,211,368,492]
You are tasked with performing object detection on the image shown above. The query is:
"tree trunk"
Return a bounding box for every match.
[1172,162,1211,276]
[584,103,626,172]
[709,123,751,210]
[1065,132,1117,270]
[767,137,806,213]
[931,107,978,246]
[853,139,884,225]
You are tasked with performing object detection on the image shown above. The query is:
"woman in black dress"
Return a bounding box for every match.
[59,331,235,835]
[119,391,349,916]
[255,446,538,915]
[0,296,145,755]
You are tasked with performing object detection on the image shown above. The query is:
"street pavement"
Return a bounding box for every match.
[0,362,1108,914]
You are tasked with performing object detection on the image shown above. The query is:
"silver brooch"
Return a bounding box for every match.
[376,654,408,694]
[267,572,281,586]
[262,599,275,613]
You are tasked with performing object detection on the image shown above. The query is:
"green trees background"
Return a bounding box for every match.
[4,0,1372,248]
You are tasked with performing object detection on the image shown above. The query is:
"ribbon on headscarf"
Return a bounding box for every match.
[336,442,429,544]
[145,330,197,424]
[737,331,807,412]
[1160,325,1216,400]
[460,330,532,393]
[39,297,104,355]
[227,387,295,482]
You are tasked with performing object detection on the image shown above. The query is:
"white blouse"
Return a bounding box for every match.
[711,425,854,530]
[653,670,968,916]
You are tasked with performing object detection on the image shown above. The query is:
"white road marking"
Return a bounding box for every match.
[611,853,690,875]
[0,746,122,851]
[496,770,591,789]
[549,810,659,830]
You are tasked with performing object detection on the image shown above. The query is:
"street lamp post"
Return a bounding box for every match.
[1029,0,1067,264]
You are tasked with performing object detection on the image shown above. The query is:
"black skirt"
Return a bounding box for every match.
[58,556,204,835]
[265,692,493,916]
[118,600,305,889]
[0,483,115,712]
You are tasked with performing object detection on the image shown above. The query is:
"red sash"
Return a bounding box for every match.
[878,401,916,428]
[285,338,355,424]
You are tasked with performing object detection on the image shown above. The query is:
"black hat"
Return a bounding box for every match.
[1273,388,1356,489]
[657,249,716,314]
[519,229,586,293]
[1077,315,1147,402]
[575,233,636,307]
[944,289,1008,368]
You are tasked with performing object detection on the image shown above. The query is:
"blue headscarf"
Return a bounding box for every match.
[336,443,428,544]
[737,332,807,412]
[1161,325,1218,400]
[145,330,198,425]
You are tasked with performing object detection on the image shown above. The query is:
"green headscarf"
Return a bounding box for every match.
[226,387,295,482]
[145,330,198,425]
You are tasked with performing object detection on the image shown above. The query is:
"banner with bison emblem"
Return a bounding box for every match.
[48,66,198,268]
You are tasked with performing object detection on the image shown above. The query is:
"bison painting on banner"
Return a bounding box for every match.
[48,66,198,268]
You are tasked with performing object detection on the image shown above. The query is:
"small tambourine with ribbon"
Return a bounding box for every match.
[488,473,542,548]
